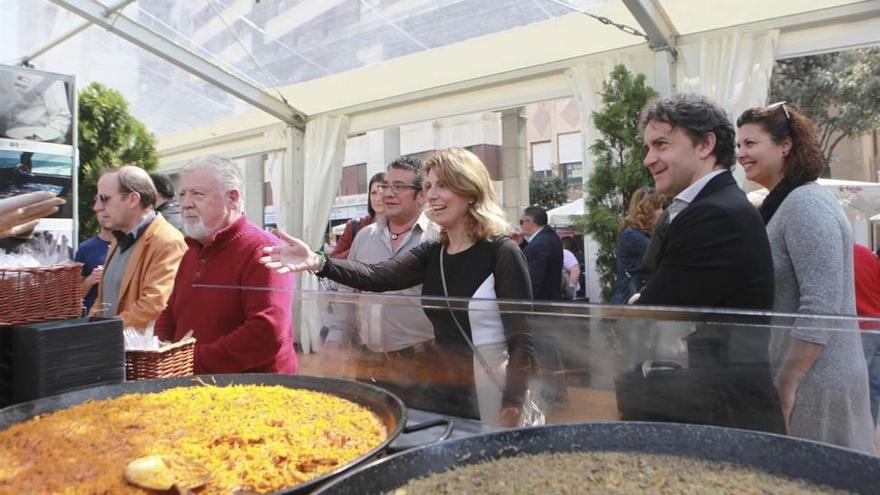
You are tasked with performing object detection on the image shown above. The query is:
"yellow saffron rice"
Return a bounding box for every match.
[0,384,387,494]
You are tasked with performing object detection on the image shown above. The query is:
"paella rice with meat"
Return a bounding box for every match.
[0,384,387,494]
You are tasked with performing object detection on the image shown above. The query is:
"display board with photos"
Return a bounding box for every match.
[0,64,76,259]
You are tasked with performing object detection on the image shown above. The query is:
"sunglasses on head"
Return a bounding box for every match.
[767,101,791,120]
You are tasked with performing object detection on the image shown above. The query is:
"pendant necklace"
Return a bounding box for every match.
[389,225,414,241]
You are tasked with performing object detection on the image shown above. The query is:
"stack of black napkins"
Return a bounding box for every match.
[0,327,11,407]
[9,317,124,404]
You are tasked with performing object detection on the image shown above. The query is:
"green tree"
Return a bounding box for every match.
[770,47,880,176]
[529,175,568,210]
[78,82,158,241]
[577,64,657,301]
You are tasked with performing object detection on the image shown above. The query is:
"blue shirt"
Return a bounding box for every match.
[74,234,111,313]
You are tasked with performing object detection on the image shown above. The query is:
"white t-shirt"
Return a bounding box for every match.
[562,248,580,292]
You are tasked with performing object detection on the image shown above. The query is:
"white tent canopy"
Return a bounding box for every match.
[548,198,585,226]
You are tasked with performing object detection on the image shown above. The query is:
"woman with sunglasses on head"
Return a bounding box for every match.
[261,148,535,427]
[610,186,663,304]
[736,102,874,453]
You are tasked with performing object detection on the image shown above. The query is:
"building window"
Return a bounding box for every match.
[558,132,583,188]
[340,163,367,195]
[531,141,553,178]
[564,163,583,187]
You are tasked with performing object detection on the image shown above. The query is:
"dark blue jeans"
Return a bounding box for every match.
[862,332,880,426]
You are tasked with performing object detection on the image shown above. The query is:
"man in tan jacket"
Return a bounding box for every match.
[91,165,186,329]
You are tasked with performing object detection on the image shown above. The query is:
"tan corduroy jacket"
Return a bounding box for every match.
[92,213,186,330]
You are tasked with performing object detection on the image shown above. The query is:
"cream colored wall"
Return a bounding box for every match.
[400,112,502,155]
[830,132,878,183]
[158,124,286,172]
[524,97,583,177]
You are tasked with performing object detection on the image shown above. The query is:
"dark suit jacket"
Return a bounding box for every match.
[638,171,774,309]
[633,171,783,434]
[523,226,563,300]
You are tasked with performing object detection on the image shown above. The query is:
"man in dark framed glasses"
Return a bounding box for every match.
[322,155,440,404]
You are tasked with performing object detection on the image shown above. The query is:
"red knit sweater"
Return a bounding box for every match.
[854,243,880,322]
[155,215,297,374]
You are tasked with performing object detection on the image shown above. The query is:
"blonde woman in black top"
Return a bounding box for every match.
[261,148,534,426]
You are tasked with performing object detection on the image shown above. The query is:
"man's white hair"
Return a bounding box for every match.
[181,155,244,209]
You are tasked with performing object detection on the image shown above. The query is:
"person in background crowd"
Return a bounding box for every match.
[323,157,439,406]
[853,243,880,427]
[150,172,183,232]
[737,102,873,453]
[330,172,386,260]
[561,236,582,300]
[519,206,563,301]
[261,148,534,426]
[155,155,297,374]
[519,206,566,406]
[320,172,387,341]
[74,226,112,314]
[633,94,783,434]
[566,235,585,264]
[610,186,662,304]
[90,166,185,329]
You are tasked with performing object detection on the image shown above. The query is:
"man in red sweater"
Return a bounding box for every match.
[155,155,297,374]
[854,243,880,425]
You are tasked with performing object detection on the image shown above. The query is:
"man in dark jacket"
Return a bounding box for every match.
[519,206,563,301]
[628,94,783,434]
[638,95,774,309]
[520,205,567,406]
[150,172,183,232]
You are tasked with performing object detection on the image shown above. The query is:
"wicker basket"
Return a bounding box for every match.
[0,263,84,326]
[125,337,196,381]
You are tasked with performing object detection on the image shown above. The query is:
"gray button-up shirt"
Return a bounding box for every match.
[325,213,439,352]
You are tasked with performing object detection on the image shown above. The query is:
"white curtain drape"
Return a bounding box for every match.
[297,114,350,353]
[676,30,780,187]
[565,51,655,302]
[566,52,656,177]
[266,150,285,228]
[303,115,350,247]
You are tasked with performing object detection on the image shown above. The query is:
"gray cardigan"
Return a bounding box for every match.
[766,183,874,454]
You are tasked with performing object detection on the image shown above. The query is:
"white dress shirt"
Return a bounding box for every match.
[668,169,726,222]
